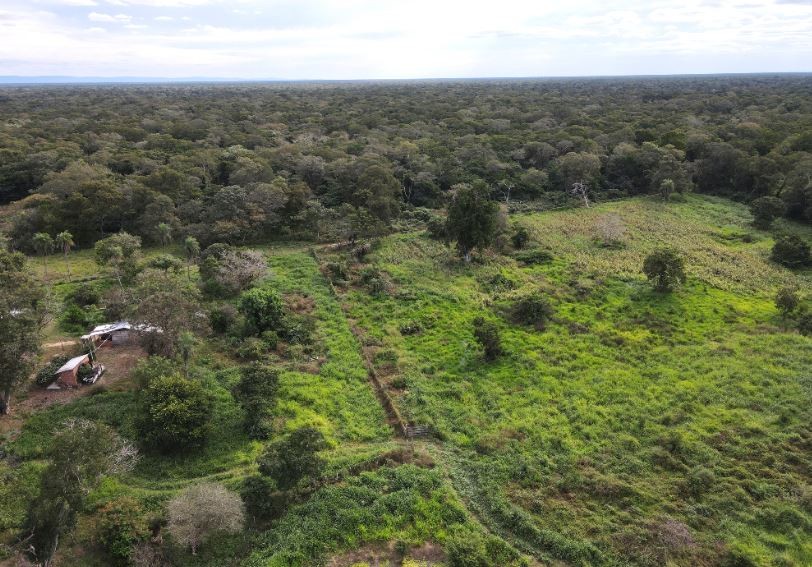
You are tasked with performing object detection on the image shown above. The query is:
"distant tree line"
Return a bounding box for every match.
[1,76,809,252]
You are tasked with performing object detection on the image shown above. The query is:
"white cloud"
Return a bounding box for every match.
[1,0,810,78]
[88,12,132,23]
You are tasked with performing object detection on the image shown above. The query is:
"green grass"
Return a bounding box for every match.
[330,195,812,566]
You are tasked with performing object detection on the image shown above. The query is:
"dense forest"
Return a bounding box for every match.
[0,77,810,567]
[2,75,811,251]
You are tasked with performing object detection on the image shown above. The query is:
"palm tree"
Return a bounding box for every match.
[178,331,198,378]
[55,231,75,282]
[32,233,54,279]
[157,223,172,247]
[183,236,200,280]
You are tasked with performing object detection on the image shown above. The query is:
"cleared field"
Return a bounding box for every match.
[326,195,812,566]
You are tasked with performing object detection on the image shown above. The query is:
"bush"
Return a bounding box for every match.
[97,497,149,565]
[643,248,686,292]
[799,311,812,336]
[35,354,72,386]
[146,253,183,273]
[232,363,279,439]
[239,287,286,335]
[473,317,503,360]
[771,234,810,268]
[59,303,104,334]
[749,196,785,229]
[64,283,101,307]
[511,226,530,249]
[241,475,289,522]
[775,286,800,317]
[167,483,244,555]
[257,426,327,491]
[136,374,213,452]
[510,291,554,330]
[236,337,268,361]
[359,267,390,296]
[209,303,238,334]
[426,215,447,240]
[513,248,553,266]
[326,261,350,285]
[131,356,178,389]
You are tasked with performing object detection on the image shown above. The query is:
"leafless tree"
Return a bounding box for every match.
[594,213,626,247]
[214,249,267,295]
[167,483,245,555]
[570,181,590,208]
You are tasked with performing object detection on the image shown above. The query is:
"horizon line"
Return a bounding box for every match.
[1,71,811,86]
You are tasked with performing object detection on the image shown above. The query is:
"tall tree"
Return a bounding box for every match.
[183,236,200,280]
[445,182,499,262]
[55,230,75,282]
[32,232,54,279]
[0,249,45,415]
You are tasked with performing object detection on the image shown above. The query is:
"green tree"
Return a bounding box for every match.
[178,331,198,379]
[0,249,45,414]
[24,419,137,564]
[232,363,279,439]
[750,196,785,229]
[239,287,285,335]
[55,230,75,282]
[156,222,172,246]
[183,235,200,280]
[771,234,810,268]
[95,232,142,287]
[97,497,149,565]
[775,286,800,318]
[445,182,499,262]
[257,426,327,490]
[643,248,687,292]
[472,316,503,360]
[136,374,213,452]
[32,232,54,279]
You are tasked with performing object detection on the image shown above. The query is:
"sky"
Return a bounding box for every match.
[1,0,811,80]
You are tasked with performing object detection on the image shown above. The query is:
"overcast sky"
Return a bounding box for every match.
[1,0,811,79]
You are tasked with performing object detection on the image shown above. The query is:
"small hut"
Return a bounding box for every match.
[54,354,91,387]
[81,321,132,350]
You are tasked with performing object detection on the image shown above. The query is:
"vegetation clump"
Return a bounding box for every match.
[472,317,503,360]
[643,248,687,292]
[136,374,213,452]
[509,291,554,330]
[770,233,810,268]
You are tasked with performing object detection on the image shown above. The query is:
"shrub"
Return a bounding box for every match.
[798,311,812,336]
[64,283,101,307]
[167,483,245,555]
[209,303,238,334]
[239,287,286,335]
[359,267,390,296]
[749,196,785,229]
[232,363,279,439]
[593,213,626,248]
[352,242,372,262]
[236,337,268,361]
[131,356,178,389]
[35,354,71,386]
[59,303,104,334]
[241,475,289,522]
[771,234,810,268]
[136,374,213,452]
[146,253,183,273]
[513,248,553,266]
[511,226,530,249]
[97,497,149,565]
[257,426,327,491]
[326,261,350,285]
[510,291,554,330]
[775,286,800,317]
[473,317,503,360]
[643,248,686,292]
[426,215,447,240]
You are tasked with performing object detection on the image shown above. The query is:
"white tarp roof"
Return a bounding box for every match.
[55,354,89,374]
[81,321,131,340]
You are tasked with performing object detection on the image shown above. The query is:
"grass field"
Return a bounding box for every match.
[1,195,809,566]
[325,195,812,566]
